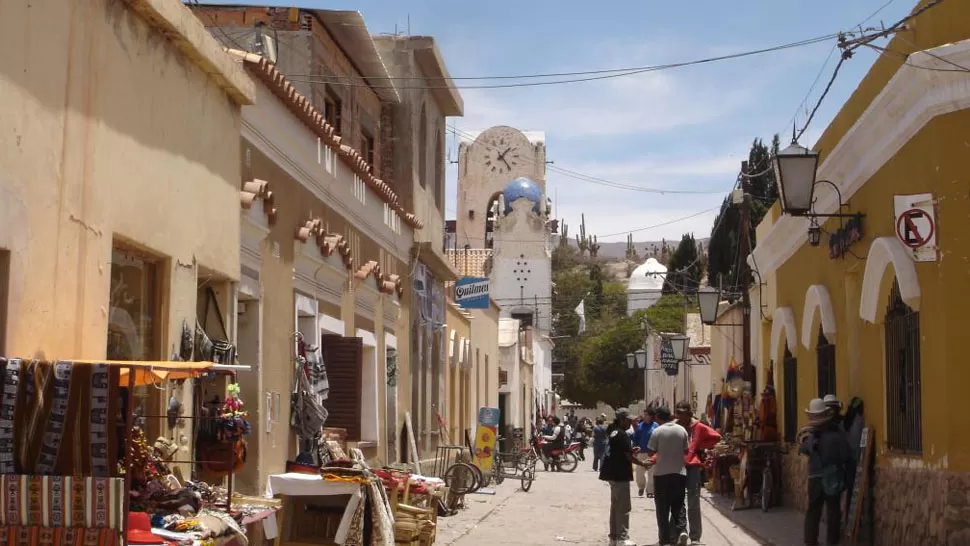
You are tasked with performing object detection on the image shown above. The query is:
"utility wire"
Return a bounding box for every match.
[288,33,839,85]
[446,125,727,195]
[285,34,838,90]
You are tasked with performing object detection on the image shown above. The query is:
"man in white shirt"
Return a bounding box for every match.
[646,406,689,546]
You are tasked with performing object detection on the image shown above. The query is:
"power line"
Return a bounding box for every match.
[446,125,727,195]
[285,34,839,90]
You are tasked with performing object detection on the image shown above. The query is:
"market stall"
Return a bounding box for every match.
[0,357,258,545]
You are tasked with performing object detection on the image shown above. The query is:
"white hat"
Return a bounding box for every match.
[805,398,829,415]
[822,394,841,408]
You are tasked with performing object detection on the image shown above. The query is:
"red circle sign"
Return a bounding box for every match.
[895,208,934,249]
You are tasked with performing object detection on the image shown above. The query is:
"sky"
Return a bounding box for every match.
[208,0,914,242]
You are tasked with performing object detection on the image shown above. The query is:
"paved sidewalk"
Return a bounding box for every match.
[435,464,810,545]
[704,490,817,546]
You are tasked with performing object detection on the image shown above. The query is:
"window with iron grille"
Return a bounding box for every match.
[783,345,798,443]
[885,279,922,453]
[816,327,836,399]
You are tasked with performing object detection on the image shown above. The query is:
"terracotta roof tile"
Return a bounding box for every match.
[446,249,493,278]
[225,49,423,229]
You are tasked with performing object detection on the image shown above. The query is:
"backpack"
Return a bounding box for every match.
[821,464,846,496]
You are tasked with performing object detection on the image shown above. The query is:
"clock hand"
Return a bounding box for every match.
[497,147,511,161]
[502,157,511,171]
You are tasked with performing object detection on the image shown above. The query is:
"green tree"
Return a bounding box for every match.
[664,233,704,294]
[643,295,688,334]
[573,314,644,409]
[708,136,780,291]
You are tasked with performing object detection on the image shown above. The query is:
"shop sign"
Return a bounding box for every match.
[894,193,937,262]
[660,338,679,376]
[829,214,865,260]
[456,277,489,308]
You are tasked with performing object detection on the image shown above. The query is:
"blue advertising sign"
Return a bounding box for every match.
[478,407,500,427]
[455,277,489,309]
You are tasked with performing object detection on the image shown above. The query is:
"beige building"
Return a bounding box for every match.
[195,13,419,494]
[373,35,465,463]
[0,0,253,463]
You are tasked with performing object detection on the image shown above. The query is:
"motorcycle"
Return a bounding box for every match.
[531,437,579,473]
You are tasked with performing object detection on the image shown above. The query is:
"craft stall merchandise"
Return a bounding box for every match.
[268,436,448,546]
[704,360,783,512]
[0,358,272,546]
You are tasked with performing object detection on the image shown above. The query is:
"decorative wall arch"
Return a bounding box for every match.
[770,306,798,362]
[859,236,921,323]
[801,284,837,349]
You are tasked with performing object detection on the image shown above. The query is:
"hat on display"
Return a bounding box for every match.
[822,394,842,408]
[127,512,175,545]
[805,398,830,415]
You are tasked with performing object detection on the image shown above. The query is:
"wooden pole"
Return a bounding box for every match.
[740,162,755,392]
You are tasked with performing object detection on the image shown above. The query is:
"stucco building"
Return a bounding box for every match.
[0,0,253,473]
[750,2,970,542]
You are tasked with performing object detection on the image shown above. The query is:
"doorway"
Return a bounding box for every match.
[498,393,509,452]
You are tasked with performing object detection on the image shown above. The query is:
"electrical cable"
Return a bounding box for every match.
[861,43,970,73]
[446,125,728,195]
[281,33,839,86]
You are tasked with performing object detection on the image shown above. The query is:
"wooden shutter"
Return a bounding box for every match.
[320,334,363,441]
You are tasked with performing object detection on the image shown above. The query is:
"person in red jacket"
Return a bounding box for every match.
[675,400,722,544]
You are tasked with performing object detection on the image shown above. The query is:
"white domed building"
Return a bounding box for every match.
[627,257,667,315]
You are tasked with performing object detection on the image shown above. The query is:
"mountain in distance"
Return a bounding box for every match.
[552,235,710,261]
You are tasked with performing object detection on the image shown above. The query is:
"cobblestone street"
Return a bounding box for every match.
[436,465,807,546]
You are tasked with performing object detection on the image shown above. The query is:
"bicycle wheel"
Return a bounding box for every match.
[467,462,484,493]
[443,463,477,496]
[492,455,505,485]
[558,452,579,473]
[760,465,773,512]
[520,468,535,492]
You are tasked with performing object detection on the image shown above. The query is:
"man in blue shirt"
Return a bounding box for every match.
[632,407,658,497]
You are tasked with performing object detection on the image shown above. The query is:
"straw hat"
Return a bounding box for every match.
[805,398,829,415]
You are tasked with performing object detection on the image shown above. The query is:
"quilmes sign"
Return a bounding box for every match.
[455,277,489,309]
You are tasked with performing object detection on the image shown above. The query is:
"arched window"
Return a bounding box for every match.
[418,105,428,188]
[816,326,836,398]
[782,344,798,443]
[885,279,922,453]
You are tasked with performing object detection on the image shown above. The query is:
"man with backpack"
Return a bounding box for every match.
[799,398,853,546]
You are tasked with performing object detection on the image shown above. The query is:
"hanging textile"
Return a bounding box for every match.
[0,359,120,476]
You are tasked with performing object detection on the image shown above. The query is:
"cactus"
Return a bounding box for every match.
[559,221,569,248]
[588,235,600,258]
[625,233,639,261]
[576,214,589,256]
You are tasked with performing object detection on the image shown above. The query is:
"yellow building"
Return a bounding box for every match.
[751,2,970,542]
[0,0,252,466]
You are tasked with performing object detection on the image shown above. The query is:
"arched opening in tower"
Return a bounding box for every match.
[484,191,502,249]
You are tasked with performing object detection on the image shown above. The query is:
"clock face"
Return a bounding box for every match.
[481,129,523,175]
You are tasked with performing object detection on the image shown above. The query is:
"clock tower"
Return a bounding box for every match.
[456,126,547,250]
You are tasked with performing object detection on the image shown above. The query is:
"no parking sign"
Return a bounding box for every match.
[894,193,937,262]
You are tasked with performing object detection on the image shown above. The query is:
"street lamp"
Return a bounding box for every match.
[666,333,691,362]
[772,141,819,215]
[626,348,648,369]
[697,286,720,325]
[807,217,822,247]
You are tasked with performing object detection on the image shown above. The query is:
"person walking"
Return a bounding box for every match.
[592,417,609,472]
[799,398,853,546]
[600,408,651,546]
[632,407,658,497]
[675,400,722,544]
[647,406,689,546]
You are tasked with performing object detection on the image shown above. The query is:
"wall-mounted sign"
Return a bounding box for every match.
[829,214,865,260]
[894,193,937,262]
[660,338,679,377]
[456,277,490,308]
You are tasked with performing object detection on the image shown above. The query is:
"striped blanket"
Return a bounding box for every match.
[0,359,120,477]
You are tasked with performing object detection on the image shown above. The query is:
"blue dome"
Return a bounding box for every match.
[502,177,542,214]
